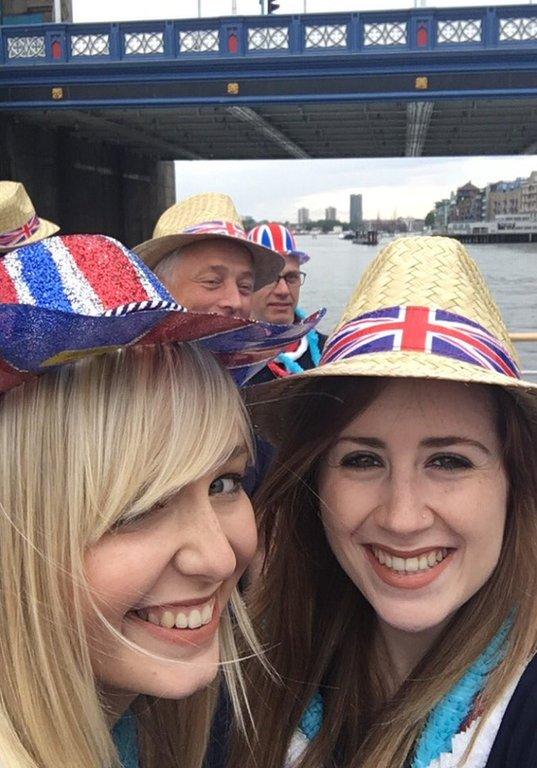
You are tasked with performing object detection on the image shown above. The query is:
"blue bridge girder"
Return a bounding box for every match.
[2,6,537,159]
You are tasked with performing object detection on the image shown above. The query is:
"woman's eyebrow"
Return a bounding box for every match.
[419,436,491,454]
[335,436,386,448]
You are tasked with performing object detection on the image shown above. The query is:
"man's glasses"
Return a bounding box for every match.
[274,271,306,287]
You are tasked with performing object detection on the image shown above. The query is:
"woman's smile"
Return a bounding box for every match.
[364,544,455,590]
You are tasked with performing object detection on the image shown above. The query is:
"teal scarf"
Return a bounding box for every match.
[112,711,139,768]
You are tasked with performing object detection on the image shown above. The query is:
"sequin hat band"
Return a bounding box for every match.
[321,305,521,380]
[0,213,40,249]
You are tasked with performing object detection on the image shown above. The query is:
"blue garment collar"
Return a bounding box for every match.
[112,710,139,768]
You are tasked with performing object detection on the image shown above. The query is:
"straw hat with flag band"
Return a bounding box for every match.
[247,236,536,438]
[0,181,59,253]
[0,234,324,393]
[247,222,310,264]
[134,193,284,291]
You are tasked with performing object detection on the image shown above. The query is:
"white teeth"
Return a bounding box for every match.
[201,603,213,625]
[372,547,449,574]
[175,612,188,629]
[141,599,215,630]
[161,610,175,629]
[188,609,202,629]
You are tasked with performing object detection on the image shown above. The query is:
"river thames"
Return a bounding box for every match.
[297,234,537,377]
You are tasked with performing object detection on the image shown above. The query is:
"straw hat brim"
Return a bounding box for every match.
[134,233,284,291]
[245,351,537,443]
[0,217,59,254]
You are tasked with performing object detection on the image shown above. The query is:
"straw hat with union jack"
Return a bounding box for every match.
[248,236,536,414]
[0,181,59,253]
[134,193,283,291]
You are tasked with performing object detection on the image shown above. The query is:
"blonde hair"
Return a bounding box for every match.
[229,376,537,768]
[0,342,260,768]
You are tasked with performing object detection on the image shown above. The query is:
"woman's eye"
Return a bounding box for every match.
[427,453,473,471]
[339,452,383,470]
[209,474,243,496]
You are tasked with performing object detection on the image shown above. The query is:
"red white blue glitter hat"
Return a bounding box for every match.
[248,236,536,402]
[134,193,284,291]
[0,181,59,253]
[248,222,309,264]
[0,234,324,392]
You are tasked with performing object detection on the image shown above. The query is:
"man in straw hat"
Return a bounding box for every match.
[134,193,283,319]
[0,181,59,253]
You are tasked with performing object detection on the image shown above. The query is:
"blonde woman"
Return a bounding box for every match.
[0,234,320,768]
[230,237,537,768]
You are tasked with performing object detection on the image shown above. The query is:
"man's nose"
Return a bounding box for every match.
[273,276,291,297]
[218,282,244,314]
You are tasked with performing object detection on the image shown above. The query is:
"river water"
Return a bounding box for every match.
[297,234,537,377]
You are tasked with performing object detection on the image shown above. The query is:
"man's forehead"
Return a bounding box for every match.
[282,254,301,271]
[180,239,253,270]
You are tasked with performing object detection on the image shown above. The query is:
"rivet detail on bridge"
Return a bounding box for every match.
[227,83,240,95]
[415,77,429,90]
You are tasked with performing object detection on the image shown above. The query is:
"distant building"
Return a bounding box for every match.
[325,206,337,221]
[434,199,451,230]
[2,0,72,23]
[350,194,363,230]
[485,178,524,220]
[298,207,310,225]
[520,171,537,216]
[404,217,425,233]
[451,182,484,222]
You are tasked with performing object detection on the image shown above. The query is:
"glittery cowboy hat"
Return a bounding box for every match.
[134,193,284,290]
[0,234,324,393]
[247,222,310,264]
[247,236,536,433]
[0,181,59,253]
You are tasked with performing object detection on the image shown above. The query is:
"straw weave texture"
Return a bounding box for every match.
[0,181,58,249]
[338,236,518,364]
[247,236,537,435]
[153,193,240,238]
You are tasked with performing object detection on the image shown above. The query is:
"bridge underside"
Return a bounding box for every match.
[5,96,537,161]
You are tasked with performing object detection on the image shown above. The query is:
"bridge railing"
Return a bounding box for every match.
[2,5,537,65]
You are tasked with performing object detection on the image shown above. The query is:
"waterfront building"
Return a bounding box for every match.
[350,194,363,230]
[298,207,310,225]
[521,171,537,215]
[485,178,524,220]
[434,199,451,230]
[325,206,337,221]
[451,182,484,222]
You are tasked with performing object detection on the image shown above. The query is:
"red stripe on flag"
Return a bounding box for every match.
[0,260,20,303]
[400,306,430,350]
[273,225,285,253]
[66,235,151,309]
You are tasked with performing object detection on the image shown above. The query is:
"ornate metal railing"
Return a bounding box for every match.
[2,5,537,65]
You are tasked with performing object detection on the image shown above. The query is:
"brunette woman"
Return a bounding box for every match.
[232,236,537,768]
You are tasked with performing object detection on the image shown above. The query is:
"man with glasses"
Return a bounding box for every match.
[247,222,327,383]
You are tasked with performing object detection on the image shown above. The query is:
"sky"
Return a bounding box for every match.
[72,0,537,220]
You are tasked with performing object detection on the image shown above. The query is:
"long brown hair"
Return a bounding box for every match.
[228,376,537,768]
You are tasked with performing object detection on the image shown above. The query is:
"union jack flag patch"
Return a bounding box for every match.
[321,305,520,380]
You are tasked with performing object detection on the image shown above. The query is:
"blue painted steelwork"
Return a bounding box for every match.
[1,6,537,108]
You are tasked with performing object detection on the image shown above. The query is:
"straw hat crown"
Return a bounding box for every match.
[153,192,241,238]
[135,192,284,290]
[0,181,59,251]
[338,235,518,365]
